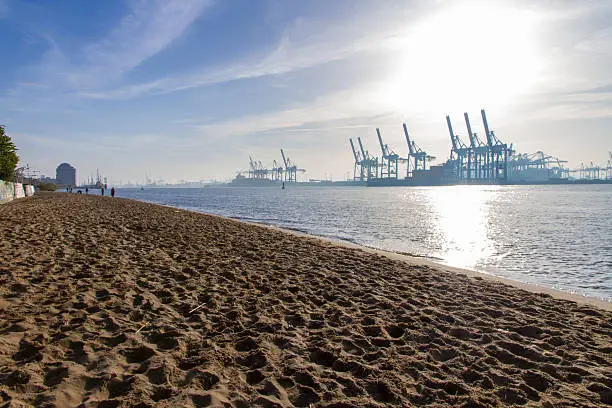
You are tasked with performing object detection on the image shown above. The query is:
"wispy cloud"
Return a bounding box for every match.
[188,82,399,147]
[79,4,423,99]
[79,0,612,105]
[37,0,212,91]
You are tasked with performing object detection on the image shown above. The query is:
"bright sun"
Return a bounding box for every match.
[383,2,542,113]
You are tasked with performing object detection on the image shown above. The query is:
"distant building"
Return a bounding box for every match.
[39,175,57,183]
[56,163,76,186]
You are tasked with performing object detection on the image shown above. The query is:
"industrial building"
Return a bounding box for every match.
[56,163,76,187]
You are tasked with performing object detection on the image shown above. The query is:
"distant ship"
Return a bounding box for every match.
[230,174,281,187]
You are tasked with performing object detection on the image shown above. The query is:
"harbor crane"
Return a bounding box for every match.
[464,112,490,179]
[444,110,510,182]
[481,109,510,181]
[240,152,307,182]
[280,149,305,183]
[358,137,379,180]
[349,138,365,181]
[271,160,284,181]
[248,155,267,179]
[376,128,399,179]
[403,123,435,176]
[446,115,471,179]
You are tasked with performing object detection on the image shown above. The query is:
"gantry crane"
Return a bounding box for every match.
[464,112,489,179]
[445,116,470,180]
[357,137,379,180]
[403,123,434,176]
[248,155,267,179]
[349,138,365,181]
[280,149,305,183]
[376,128,399,179]
[271,160,284,181]
[481,109,510,181]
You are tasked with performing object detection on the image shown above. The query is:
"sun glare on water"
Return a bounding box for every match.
[428,186,496,270]
[383,2,542,113]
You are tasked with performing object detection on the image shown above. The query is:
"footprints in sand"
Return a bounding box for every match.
[1,194,611,407]
[123,345,156,364]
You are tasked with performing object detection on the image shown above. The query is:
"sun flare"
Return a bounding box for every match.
[383,2,542,113]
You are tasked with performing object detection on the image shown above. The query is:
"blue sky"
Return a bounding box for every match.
[1,0,611,184]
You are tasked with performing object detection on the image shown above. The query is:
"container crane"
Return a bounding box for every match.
[280,149,305,182]
[481,109,509,181]
[403,123,434,174]
[403,123,415,178]
[464,112,489,179]
[248,156,261,179]
[349,138,365,181]
[358,137,379,180]
[271,160,284,181]
[507,150,569,181]
[445,116,470,180]
[376,128,399,179]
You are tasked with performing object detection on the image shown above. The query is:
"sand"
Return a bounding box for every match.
[0,193,610,407]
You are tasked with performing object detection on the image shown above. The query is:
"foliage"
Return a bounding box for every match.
[38,182,58,191]
[0,125,19,181]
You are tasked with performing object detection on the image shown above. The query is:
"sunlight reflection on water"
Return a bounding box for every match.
[426,187,495,270]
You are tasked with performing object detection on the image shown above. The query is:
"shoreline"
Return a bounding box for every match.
[288,230,612,311]
[201,212,612,312]
[1,193,610,407]
[127,194,611,310]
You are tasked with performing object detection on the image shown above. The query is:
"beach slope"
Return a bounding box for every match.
[0,193,610,407]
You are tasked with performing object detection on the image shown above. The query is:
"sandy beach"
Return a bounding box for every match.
[0,193,610,407]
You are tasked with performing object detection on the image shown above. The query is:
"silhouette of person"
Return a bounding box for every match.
[101,188,104,196]
[85,187,88,194]
[111,187,115,197]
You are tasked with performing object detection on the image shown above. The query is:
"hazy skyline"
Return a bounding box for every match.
[1,0,611,183]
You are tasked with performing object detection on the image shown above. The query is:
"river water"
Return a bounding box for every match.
[116,184,611,301]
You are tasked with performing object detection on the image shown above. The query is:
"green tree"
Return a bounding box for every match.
[0,125,19,181]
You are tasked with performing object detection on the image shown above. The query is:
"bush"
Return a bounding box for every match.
[38,182,58,191]
[0,125,19,181]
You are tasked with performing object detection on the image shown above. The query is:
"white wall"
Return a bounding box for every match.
[14,183,25,198]
[0,181,14,203]
[0,180,35,203]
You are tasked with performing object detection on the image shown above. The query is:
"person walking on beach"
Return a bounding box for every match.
[111,187,115,197]
[101,188,104,196]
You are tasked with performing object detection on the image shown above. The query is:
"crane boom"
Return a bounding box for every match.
[481,109,493,147]
[376,128,387,157]
[403,123,415,155]
[445,116,457,151]
[464,112,476,148]
[280,149,288,168]
[349,138,359,162]
[357,137,367,159]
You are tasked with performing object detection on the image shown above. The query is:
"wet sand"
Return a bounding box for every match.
[0,193,610,407]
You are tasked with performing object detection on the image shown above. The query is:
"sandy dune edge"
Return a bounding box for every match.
[0,193,610,407]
